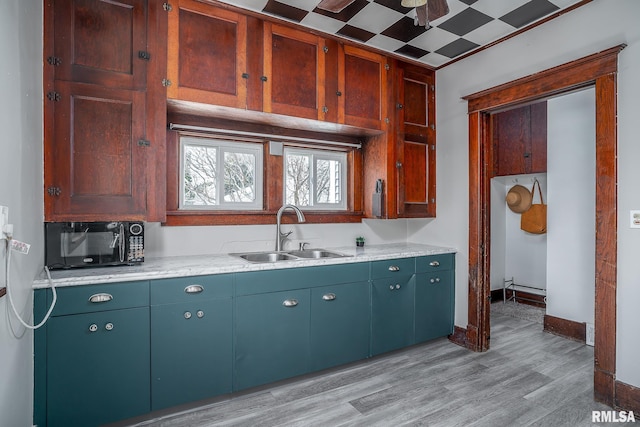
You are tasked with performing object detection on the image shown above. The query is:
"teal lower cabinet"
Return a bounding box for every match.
[234,288,310,390]
[310,281,370,371]
[371,274,416,356]
[415,254,455,343]
[46,307,150,427]
[150,275,233,410]
[34,281,150,427]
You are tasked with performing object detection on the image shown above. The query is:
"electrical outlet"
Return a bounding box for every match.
[586,323,595,346]
[0,205,8,240]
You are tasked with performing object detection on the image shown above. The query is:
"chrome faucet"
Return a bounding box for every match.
[275,204,306,251]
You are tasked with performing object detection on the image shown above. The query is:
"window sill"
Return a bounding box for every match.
[163,210,364,226]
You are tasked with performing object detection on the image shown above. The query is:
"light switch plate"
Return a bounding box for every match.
[630,210,640,228]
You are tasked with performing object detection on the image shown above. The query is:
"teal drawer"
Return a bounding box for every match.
[370,258,415,279]
[235,262,369,296]
[415,253,455,273]
[151,274,233,305]
[49,281,149,316]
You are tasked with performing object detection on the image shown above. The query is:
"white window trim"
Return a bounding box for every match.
[179,136,263,210]
[284,147,347,211]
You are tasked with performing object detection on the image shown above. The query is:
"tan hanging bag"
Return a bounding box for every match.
[520,179,546,234]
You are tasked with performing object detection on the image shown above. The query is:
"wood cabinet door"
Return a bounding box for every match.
[52,0,148,90]
[395,66,436,218]
[45,81,147,220]
[167,0,248,108]
[492,102,547,176]
[341,45,387,130]
[263,23,325,120]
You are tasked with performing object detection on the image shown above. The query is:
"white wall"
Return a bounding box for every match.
[408,0,640,388]
[546,88,595,325]
[145,219,409,257]
[490,174,547,293]
[0,1,44,426]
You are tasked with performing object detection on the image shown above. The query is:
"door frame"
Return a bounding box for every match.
[462,45,624,406]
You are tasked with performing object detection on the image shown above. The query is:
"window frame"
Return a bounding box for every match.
[283,147,348,211]
[179,136,264,211]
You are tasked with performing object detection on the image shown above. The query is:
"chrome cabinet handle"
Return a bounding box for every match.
[88,293,113,303]
[429,260,440,267]
[389,285,394,290]
[396,284,401,289]
[184,285,204,294]
[388,265,400,272]
[196,310,204,318]
[105,323,114,331]
[322,293,336,301]
[89,324,98,332]
[389,284,401,291]
[184,311,192,319]
[282,299,298,307]
[430,277,441,283]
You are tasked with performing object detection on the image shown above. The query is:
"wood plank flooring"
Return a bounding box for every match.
[124,308,621,427]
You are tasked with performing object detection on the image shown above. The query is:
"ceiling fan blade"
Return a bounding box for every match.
[317,0,356,13]
[427,0,449,21]
[416,4,428,27]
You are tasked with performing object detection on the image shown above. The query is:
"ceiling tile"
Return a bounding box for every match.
[395,44,430,59]
[262,0,309,22]
[300,11,346,34]
[367,33,407,52]
[374,0,412,14]
[381,16,429,43]
[438,7,493,36]
[337,24,376,42]
[463,18,515,46]
[348,2,406,34]
[313,0,369,22]
[409,26,459,52]
[499,0,560,28]
[471,0,530,19]
[435,37,479,58]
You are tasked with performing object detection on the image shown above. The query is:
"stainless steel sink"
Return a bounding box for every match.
[234,252,298,263]
[286,249,348,259]
[231,249,350,263]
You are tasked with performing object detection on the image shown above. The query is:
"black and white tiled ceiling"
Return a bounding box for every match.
[214,0,584,68]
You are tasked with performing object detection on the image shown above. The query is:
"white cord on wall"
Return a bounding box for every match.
[4,237,57,330]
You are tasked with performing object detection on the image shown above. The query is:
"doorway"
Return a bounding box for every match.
[462,45,624,406]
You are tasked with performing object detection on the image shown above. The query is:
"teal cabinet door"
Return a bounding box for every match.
[415,270,455,343]
[151,298,232,410]
[371,275,415,355]
[235,289,310,390]
[46,307,150,427]
[150,275,233,410]
[310,281,370,371]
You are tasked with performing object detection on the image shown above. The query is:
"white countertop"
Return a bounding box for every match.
[33,243,456,288]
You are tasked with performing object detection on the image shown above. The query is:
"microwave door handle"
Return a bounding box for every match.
[119,223,125,263]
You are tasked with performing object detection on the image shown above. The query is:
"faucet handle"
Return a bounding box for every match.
[299,242,310,251]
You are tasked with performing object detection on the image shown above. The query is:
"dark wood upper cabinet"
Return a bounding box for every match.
[341,46,387,130]
[263,23,325,121]
[395,63,436,218]
[44,0,167,221]
[492,102,547,177]
[52,0,148,90]
[167,0,248,109]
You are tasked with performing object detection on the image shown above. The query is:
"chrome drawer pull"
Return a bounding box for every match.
[388,265,400,272]
[89,324,98,332]
[282,299,298,307]
[184,285,204,294]
[430,277,441,284]
[322,293,336,301]
[88,293,113,303]
[429,260,440,267]
[105,323,114,331]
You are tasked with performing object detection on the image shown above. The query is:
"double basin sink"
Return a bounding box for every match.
[231,249,351,263]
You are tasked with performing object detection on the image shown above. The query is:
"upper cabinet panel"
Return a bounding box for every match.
[263,23,325,121]
[167,0,248,108]
[52,0,148,90]
[341,46,387,130]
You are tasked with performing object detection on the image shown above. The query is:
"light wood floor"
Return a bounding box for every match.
[126,308,619,427]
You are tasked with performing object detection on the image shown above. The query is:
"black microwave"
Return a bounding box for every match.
[45,222,144,269]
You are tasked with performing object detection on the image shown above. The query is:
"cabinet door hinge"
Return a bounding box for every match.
[138,51,151,61]
[137,139,151,147]
[323,46,329,53]
[430,85,435,91]
[430,124,435,130]
[47,91,61,102]
[161,78,172,87]
[241,73,249,79]
[47,56,62,66]
[322,106,329,113]
[163,2,172,11]
[430,144,435,151]
[47,187,62,196]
